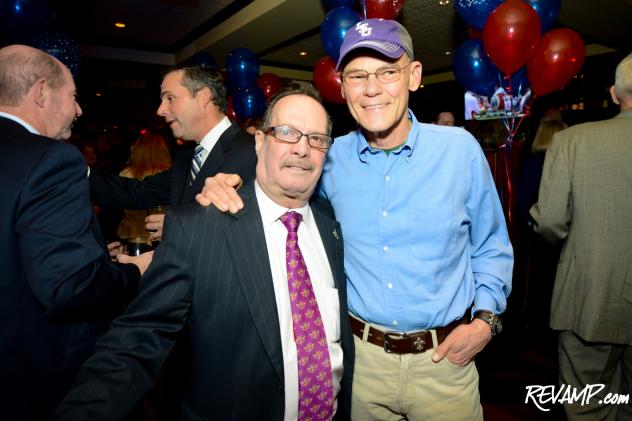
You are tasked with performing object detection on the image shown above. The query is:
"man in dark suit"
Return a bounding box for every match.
[0,45,151,421]
[89,65,257,240]
[55,81,353,420]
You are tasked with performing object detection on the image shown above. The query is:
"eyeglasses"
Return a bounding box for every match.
[264,126,333,150]
[341,62,412,87]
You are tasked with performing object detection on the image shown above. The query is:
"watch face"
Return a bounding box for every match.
[492,316,503,335]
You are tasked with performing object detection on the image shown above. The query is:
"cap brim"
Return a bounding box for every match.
[336,42,405,71]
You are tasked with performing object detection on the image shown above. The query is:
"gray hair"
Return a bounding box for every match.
[0,46,64,106]
[168,65,227,113]
[614,52,632,100]
[260,81,332,135]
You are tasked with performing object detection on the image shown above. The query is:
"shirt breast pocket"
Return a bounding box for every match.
[408,204,457,262]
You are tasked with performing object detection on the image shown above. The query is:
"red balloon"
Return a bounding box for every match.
[226,95,239,122]
[313,56,345,104]
[365,0,405,20]
[482,0,541,75]
[256,72,284,100]
[527,28,585,96]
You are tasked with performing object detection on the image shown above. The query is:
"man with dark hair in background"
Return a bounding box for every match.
[0,44,150,421]
[89,65,257,240]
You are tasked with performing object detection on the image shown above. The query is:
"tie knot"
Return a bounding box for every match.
[194,144,205,158]
[280,211,302,233]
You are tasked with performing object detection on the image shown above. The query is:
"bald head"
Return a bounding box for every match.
[0,45,65,107]
[0,45,82,140]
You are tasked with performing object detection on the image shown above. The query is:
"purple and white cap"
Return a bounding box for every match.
[336,19,414,71]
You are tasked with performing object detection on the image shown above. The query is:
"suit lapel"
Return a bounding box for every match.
[311,203,345,291]
[224,183,284,384]
[172,149,193,205]
[184,124,242,202]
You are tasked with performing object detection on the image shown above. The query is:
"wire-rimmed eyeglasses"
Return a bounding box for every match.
[263,126,333,150]
[341,62,412,87]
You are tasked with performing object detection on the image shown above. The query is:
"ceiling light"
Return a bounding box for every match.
[299,51,308,56]
[438,0,450,5]
[444,51,452,55]
[115,22,126,28]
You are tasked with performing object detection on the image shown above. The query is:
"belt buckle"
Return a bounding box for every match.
[383,331,406,353]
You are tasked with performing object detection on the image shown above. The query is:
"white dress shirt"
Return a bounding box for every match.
[195,116,232,165]
[255,181,343,421]
[0,112,39,134]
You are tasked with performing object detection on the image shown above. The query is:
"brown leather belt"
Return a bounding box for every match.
[349,314,468,354]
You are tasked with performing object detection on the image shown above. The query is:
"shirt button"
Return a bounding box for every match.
[387,282,393,289]
[385,175,390,182]
[382,210,388,217]
[383,245,388,252]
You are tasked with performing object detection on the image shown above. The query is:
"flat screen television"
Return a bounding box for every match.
[465,87,532,121]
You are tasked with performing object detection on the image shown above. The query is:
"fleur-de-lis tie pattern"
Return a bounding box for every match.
[280,211,334,421]
[190,144,205,185]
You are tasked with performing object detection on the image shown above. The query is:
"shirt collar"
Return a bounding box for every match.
[255,180,311,228]
[0,112,40,135]
[198,116,232,153]
[355,109,420,162]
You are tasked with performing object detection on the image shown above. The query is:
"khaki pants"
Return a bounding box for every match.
[351,328,483,421]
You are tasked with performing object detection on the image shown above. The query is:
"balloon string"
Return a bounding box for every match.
[362,0,367,19]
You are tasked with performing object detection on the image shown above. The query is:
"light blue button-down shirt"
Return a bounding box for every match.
[318,110,513,331]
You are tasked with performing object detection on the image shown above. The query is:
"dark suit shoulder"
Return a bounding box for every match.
[310,196,336,220]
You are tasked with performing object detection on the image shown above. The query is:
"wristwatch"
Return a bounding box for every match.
[472,310,503,336]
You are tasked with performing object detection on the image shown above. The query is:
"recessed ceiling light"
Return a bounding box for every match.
[95,92,102,97]
[299,51,308,56]
[438,0,450,5]
[445,51,452,55]
[114,22,126,28]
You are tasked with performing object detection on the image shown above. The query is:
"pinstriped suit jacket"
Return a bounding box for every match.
[55,181,354,421]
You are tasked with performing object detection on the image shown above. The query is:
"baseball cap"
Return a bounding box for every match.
[336,18,414,71]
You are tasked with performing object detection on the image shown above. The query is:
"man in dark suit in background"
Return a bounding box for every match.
[89,65,257,240]
[55,81,353,420]
[0,45,151,421]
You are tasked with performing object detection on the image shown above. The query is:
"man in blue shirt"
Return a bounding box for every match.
[198,19,513,420]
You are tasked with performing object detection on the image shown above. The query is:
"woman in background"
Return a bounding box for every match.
[116,130,172,254]
[517,119,566,222]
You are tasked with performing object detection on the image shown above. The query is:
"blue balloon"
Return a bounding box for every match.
[225,48,260,88]
[524,0,561,32]
[232,86,267,121]
[455,0,503,31]
[323,0,355,10]
[453,39,499,97]
[189,51,217,70]
[320,7,361,62]
[32,32,81,77]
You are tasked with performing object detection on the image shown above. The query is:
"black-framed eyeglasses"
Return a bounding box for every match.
[341,62,412,86]
[264,126,333,150]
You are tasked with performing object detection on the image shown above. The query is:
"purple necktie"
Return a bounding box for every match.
[280,211,334,421]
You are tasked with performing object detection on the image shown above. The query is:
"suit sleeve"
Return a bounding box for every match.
[16,143,140,320]
[89,168,171,209]
[529,132,573,243]
[54,208,193,420]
